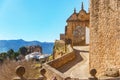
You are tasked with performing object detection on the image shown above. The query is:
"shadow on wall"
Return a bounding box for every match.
[57,49,83,73]
[79,50,89,53]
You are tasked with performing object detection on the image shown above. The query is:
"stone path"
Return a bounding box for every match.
[57,46,89,79]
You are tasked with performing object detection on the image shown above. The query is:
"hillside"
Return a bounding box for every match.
[0,39,54,54]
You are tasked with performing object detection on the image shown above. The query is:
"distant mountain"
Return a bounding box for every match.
[0,39,54,54]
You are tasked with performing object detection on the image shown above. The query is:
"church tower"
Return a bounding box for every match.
[65,2,90,46]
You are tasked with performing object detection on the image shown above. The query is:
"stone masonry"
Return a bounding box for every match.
[60,34,65,41]
[90,0,120,76]
[53,40,66,59]
[65,2,90,46]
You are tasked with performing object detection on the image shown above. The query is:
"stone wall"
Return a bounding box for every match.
[90,0,120,76]
[60,34,65,41]
[53,40,66,59]
[48,50,75,69]
[43,45,75,80]
[43,63,65,80]
[72,26,86,46]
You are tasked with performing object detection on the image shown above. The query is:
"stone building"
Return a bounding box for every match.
[26,45,42,54]
[60,34,65,41]
[90,0,120,76]
[65,2,90,46]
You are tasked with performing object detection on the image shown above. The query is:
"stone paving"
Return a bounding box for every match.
[57,46,89,79]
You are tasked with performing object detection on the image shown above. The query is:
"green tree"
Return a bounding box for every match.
[0,52,7,60]
[13,52,20,61]
[14,52,19,58]
[7,49,14,60]
[19,47,27,56]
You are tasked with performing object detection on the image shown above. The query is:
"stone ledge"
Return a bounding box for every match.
[43,46,76,80]
[48,51,75,69]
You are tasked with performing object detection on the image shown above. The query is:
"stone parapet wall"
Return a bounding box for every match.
[48,50,75,69]
[43,63,65,80]
[43,45,75,79]
[90,0,120,76]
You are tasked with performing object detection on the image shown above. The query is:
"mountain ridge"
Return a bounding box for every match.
[0,39,54,54]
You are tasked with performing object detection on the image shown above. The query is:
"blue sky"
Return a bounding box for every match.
[0,0,89,42]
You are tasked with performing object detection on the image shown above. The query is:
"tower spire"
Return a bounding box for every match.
[81,2,84,10]
[74,8,76,13]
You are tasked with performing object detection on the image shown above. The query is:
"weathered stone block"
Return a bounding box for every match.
[105,68,119,77]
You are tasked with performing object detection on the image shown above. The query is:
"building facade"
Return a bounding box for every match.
[65,3,90,46]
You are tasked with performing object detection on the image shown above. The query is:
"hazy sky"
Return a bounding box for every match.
[0,0,89,42]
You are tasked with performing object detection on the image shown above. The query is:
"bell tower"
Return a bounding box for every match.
[65,2,90,46]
